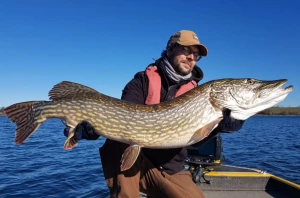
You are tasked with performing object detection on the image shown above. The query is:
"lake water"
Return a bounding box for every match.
[0,116,299,197]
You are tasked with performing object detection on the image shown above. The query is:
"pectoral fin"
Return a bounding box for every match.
[188,117,223,144]
[120,145,141,171]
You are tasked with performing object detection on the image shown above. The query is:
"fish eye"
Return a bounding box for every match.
[246,78,255,84]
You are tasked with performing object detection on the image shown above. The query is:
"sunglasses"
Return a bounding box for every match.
[179,45,202,61]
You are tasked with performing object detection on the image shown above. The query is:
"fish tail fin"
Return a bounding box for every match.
[4,101,44,145]
[63,128,78,150]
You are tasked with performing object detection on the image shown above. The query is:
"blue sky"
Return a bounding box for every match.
[0,0,299,107]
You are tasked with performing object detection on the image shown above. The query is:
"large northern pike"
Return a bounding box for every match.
[4,78,293,171]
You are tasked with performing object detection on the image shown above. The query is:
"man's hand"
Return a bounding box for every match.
[219,109,245,133]
[63,121,100,140]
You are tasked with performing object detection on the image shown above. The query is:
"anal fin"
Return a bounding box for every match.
[120,145,141,171]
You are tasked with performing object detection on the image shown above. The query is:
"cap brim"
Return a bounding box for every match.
[196,44,208,56]
[177,41,208,56]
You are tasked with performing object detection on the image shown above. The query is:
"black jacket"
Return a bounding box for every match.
[94,58,244,175]
[120,58,205,175]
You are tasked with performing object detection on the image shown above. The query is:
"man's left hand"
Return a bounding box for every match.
[219,109,245,133]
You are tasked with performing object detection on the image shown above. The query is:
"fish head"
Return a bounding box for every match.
[209,78,294,120]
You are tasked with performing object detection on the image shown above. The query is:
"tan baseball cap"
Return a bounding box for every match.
[167,30,208,56]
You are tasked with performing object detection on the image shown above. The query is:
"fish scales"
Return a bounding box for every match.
[4,79,293,171]
[34,88,211,147]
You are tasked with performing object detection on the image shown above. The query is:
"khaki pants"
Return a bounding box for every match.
[100,140,206,198]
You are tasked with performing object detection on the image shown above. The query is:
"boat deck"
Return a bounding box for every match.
[197,164,300,198]
[105,164,300,198]
[131,164,300,198]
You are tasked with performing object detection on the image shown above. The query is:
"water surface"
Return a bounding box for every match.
[0,116,299,197]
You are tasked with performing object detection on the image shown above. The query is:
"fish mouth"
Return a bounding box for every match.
[258,79,293,97]
[223,79,293,120]
[240,79,293,110]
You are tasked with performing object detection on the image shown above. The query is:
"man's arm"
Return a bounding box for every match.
[121,72,147,104]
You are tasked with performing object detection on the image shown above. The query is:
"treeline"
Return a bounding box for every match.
[0,107,4,116]
[258,107,300,115]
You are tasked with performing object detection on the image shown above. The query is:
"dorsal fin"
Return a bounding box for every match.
[48,81,101,100]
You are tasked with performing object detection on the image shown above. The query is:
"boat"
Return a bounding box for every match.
[106,135,300,198]
[183,135,300,198]
[141,135,300,198]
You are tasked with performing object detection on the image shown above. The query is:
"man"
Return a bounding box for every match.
[64,30,244,198]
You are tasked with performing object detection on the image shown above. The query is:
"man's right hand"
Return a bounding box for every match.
[63,121,100,140]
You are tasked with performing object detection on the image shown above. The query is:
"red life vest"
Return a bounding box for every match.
[145,66,197,105]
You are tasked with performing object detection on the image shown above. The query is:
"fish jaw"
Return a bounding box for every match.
[217,79,294,120]
[230,92,291,120]
[236,80,293,110]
